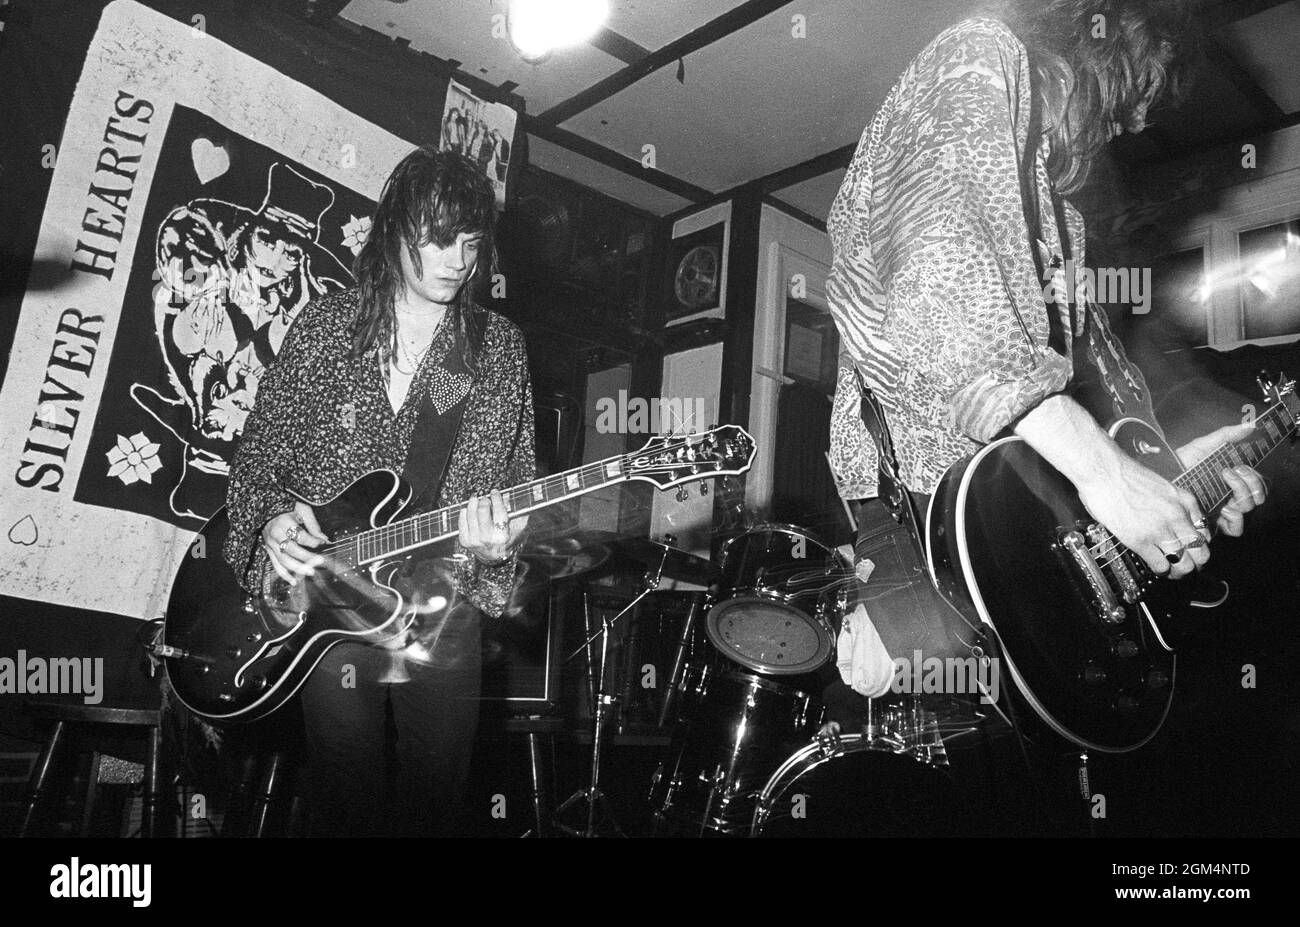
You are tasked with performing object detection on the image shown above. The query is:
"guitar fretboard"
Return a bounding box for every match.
[1175,395,1297,514]
[338,426,753,566]
[354,457,628,564]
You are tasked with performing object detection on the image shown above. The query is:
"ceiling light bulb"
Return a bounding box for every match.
[508,0,609,62]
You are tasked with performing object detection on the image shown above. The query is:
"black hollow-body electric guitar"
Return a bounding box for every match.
[164,426,755,724]
[926,376,1297,753]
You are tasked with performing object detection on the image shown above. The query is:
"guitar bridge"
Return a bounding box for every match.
[1086,524,1140,604]
[1061,530,1126,624]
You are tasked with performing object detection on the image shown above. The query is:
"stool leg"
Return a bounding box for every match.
[141,725,162,838]
[527,732,546,837]
[20,720,67,837]
[79,751,102,837]
[251,752,286,837]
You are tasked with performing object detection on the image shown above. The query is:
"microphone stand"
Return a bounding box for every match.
[553,549,668,837]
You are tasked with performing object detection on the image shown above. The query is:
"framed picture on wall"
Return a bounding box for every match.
[783,298,839,393]
[665,221,724,322]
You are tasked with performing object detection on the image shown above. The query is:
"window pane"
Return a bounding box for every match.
[1149,247,1207,346]
[1239,219,1300,340]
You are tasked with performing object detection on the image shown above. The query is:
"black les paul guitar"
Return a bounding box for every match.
[926,376,1298,753]
[163,426,755,724]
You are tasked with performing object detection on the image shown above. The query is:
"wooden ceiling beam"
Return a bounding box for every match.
[589,26,649,65]
[1200,0,1296,28]
[749,142,855,197]
[536,0,798,127]
[1203,33,1287,120]
[525,119,712,202]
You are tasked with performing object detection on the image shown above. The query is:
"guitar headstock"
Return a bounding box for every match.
[1258,371,1298,418]
[626,425,756,489]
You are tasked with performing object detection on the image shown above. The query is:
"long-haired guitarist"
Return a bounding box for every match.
[222,147,535,836]
[824,3,1267,725]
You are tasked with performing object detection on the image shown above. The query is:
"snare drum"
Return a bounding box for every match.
[650,654,823,835]
[707,524,844,675]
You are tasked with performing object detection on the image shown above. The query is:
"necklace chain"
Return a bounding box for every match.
[390,322,439,375]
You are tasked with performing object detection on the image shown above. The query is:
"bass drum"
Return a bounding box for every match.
[650,656,823,835]
[707,524,843,675]
[750,734,964,838]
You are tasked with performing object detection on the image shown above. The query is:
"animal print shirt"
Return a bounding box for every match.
[223,288,536,618]
[826,17,1153,498]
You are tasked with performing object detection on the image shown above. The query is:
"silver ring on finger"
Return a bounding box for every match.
[278,539,289,554]
[493,520,508,532]
[1162,543,1185,565]
[285,525,300,542]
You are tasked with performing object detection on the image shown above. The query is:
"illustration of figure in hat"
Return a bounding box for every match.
[133,161,353,521]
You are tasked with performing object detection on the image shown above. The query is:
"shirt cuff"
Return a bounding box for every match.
[452,540,519,619]
[948,353,1073,443]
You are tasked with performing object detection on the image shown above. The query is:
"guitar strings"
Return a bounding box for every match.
[314,434,729,561]
[1084,440,1248,571]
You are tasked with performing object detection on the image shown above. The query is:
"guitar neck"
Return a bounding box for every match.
[1174,395,1298,516]
[354,456,631,564]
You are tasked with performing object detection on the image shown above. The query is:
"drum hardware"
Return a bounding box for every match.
[554,536,692,837]
[656,591,709,728]
[609,535,721,587]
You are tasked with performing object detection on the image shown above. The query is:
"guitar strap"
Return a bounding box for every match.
[852,368,986,662]
[1017,58,1078,359]
[402,304,484,512]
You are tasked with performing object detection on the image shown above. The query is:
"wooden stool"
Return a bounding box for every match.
[18,701,169,838]
[501,716,564,837]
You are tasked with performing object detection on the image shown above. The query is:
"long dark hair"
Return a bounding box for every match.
[351,146,498,374]
[993,0,1201,193]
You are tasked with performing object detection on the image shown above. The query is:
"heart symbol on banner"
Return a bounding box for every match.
[191,138,230,185]
[8,514,38,546]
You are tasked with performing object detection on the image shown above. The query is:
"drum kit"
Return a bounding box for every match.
[524,521,982,838]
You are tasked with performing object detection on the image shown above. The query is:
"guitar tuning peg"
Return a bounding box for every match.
[676,486,689,502]
[698,480,709,496]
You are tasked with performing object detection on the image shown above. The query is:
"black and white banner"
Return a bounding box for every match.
[0,1,411,617]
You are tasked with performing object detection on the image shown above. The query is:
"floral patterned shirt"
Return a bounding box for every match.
[223,288,536,618]
[827,17,1153,497]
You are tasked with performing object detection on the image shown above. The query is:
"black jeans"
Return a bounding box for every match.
[299,615,481,837]
[821,493,983,721]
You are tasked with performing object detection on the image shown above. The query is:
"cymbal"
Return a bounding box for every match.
[611,536,719,585]
[518,531,616,581]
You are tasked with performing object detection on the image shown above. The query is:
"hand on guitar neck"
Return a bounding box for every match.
[1173,423,1267,538]
[1013,395,1267,579]
[260,490,529,584]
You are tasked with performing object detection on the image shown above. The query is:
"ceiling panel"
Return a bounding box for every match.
[339,0,624,113]
[772,168,845,224]
[558,0,980,192]
[1220,2,1300,114]
[525,134,693,215]
[608,0,753,50]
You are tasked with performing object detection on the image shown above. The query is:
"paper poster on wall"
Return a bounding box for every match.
[0,0,413,618]
[439,79,516,209]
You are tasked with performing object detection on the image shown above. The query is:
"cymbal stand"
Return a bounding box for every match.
[553,550,668,837]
